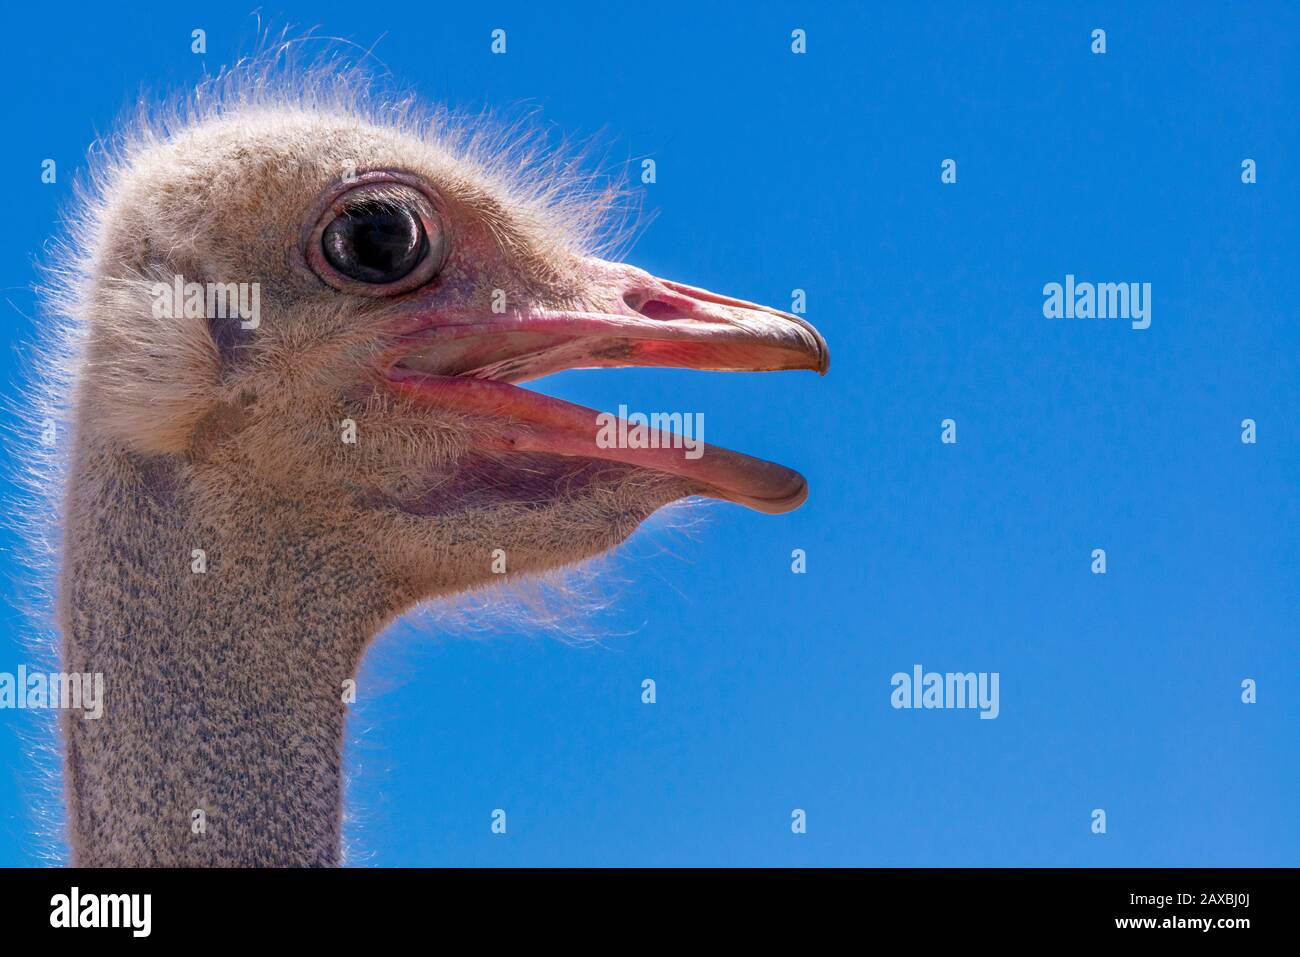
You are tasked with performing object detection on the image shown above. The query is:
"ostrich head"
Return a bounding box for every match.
[80,106,827,602]
[52,71,827,866]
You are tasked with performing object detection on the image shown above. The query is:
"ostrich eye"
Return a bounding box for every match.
[308,181,449,295]
[322,202,429,284]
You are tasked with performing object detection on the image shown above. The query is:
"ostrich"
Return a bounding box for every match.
[41,66,828,866]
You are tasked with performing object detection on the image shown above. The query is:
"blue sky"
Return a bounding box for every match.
[0,1,1296,866]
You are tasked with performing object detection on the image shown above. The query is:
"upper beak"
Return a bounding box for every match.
[569,258,829,376]
[384,257,830,513]
[388,258,829,383]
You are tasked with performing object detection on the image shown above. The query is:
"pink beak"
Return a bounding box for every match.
[384,258,830,513]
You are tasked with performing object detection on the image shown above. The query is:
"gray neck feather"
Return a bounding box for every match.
[60,438,395,866]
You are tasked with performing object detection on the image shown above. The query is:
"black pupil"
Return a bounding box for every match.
[322,203,427,284]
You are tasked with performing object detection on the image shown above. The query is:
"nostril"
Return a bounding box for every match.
[630,297,680,322]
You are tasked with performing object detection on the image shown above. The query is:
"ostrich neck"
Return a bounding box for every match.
[59,438,396,866]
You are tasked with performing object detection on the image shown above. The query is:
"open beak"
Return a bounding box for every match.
[382,258,829,513]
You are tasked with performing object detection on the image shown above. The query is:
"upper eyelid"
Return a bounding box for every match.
[329,183,430,217]
[298,169,448,248]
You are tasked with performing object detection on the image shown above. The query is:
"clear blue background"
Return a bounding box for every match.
[0,2,1295,866]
